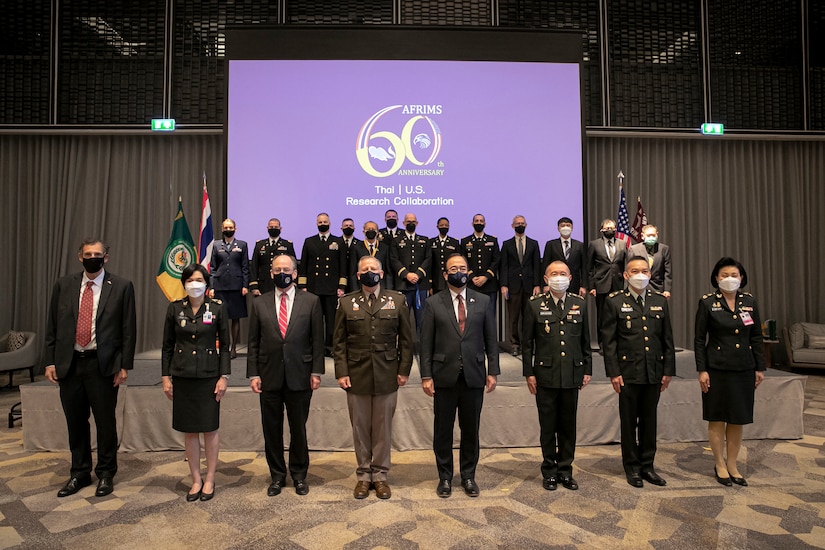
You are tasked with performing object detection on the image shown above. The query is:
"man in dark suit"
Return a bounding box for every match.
[378,208,400,243]
[628,224,672,298]
[349,220,391,290]
[44,239,136,498]
[249,218,296,297]
[427,217,460,294]
[601,256,675,488]
[587,218,626,346]
[522,260,591,491]
[389,212,431,331]
[298,212,347,355]
[340,217,360,292]
[420,254,500,498]
[460,214,501,320]
[500,215,541,356]
[542,217,588,297]
[334,255,414,499]
[210,218,250,358]
[248,255,324,497]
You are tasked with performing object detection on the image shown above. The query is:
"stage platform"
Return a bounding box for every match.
[21,349,806,452]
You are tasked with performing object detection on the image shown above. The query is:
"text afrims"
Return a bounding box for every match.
[400,105,443,115]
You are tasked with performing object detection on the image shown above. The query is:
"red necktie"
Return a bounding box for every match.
[278,292,288,338]
[76,281,95,347]
[457,294,466,334]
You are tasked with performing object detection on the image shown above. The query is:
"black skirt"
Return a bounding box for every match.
[214,290,248,319]
[172,376,221,433]
[701,368,756,425]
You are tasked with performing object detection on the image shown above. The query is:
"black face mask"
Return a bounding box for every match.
[386,219,397,229]
[272,272,293,289]
[514,225,526,234]
[473,223,485,233]
[438,227,449,237]
[359,271,381,287]
[222,230,235,238]
[317,224,330,234]
[365,230,377,240]
[447,272,468,288]
[82,257,105,273]
[267,228,281,238]
[405,222,417,233]
[602,230,615,239]
[342,227,355,237]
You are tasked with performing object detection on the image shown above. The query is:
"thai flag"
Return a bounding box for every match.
[198,173,214,270]
[616,183,632,249]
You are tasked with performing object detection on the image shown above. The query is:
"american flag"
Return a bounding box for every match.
[616,182,632,249]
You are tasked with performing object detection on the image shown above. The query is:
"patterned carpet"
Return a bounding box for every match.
[1,371,824,550]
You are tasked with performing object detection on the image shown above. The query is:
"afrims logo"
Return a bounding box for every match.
[356,105,443,178]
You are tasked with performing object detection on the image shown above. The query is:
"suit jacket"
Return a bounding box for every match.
[694,290,765,373]
[340,237,361,292]
[500,235,541,293]
[389,233,432,291]
[161,296,231,378]
[333,289,414,395]
[44,271,137,378]
[600,289,676,383]
[420,289,500,388]
[427,235,461,293]
[522,293,592,388]
[542,238,588,293]
[298,234,348,295]
[247,288,325,392]
[249,237,296,295]
[379,227,401,244]
[460,234,501,293]
[210,239,250,291]
[587,238,626,294]
[348,240,392,290]
[628,242,672,293]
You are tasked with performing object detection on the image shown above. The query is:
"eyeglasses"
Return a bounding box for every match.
[446,266,468,273]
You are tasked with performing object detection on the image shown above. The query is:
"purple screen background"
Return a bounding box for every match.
[228,59,584,251]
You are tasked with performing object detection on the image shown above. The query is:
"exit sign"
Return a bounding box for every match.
[151,118,176,131]
[701,123,724,135]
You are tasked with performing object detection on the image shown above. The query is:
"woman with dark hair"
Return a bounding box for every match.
[162,264,231,501]
[694,257,765,487]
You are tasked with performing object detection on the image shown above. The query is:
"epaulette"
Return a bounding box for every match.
[741,291,753,297]
[567,292,585,301]
[702,292,715,300]
[608,290,623,298]
[651,290,665,296]
[212,298,223,304]
[529,294,542,301]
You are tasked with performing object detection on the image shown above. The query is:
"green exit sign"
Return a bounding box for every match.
[151,118,176,131]
[701,123,724,135]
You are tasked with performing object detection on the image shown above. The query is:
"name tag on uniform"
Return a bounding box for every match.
[277,246,287,251]
[740,311,754,326]
[711,307,723,312]
[621,307,633,312]
[232,247,242,252]
[484,242,494,247]
[567,309,581,315]
[203,311,213,325]
[540,311,553,316]
[650,306,663,311]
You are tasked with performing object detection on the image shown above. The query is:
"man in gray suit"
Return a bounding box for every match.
[248,255,325,497]
[420,253,500,498]
[628,225,672,298]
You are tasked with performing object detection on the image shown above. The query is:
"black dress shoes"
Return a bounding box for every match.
[714,467,732,486]
[57,475,92,497]
[436,479,452,498]
[267,480,284,496]
[543,476,558,491]
[559,475,579,491]
[186,489,202,502]
[461,479,480,497]
[294,480,309,496]
[626,473,644,488]
[641,471,667,486]
[730,476,748,487]
[200,487,215,501]
[95,477,114,497]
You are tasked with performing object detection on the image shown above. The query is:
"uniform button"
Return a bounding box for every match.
[622,355,627,360]
[735,344,740,348]
[560,331,565,336]
[645,347,650,351]
[735,329,739,334]
[644,336,649,342]
[642,316,646,321]
[192,351,196,355]
[560,352,566,357]
[372,336,376,340]
[717,346,721,351]
[643,326,648,331]
[560,321,564,326]
[560,341,565,346]
[733,314,738,319]
[539,361,543,366]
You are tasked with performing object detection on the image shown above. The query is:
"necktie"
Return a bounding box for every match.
[368,293,375,308]
[321,235,326,243]
[517,237,524,263]
[636,294,644,308]
[278,292,288,338]
[457,294,466,334]
[564,240,570,260]
[648,254,654,268]
[607,240,614,262]
[76,281,95,347]
[556,299,564,316]
[369,244,375,256]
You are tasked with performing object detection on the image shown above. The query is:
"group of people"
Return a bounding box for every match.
[42,217,765,501]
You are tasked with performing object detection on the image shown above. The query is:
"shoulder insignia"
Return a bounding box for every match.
[702,292,715,299]
[212,298,223,304]
[652,290,665,296]
[741,291,753,297]
[608,290,623,298]
[568,293,585,301]
[529,294,541,301]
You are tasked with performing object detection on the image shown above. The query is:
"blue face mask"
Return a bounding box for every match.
[644,236,658,247]
[447,272,468,288]
[273,272,293,289]
[359,271,381,287]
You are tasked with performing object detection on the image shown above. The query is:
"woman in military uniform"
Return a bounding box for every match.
[162,264,231,501]
[694,257,765,487]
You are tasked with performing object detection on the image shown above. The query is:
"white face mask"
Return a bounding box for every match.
[547,275,570,293]
[629,273,650,290]
[718,277,741,293]
[559,227,572,238]
[184,280,207,298]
